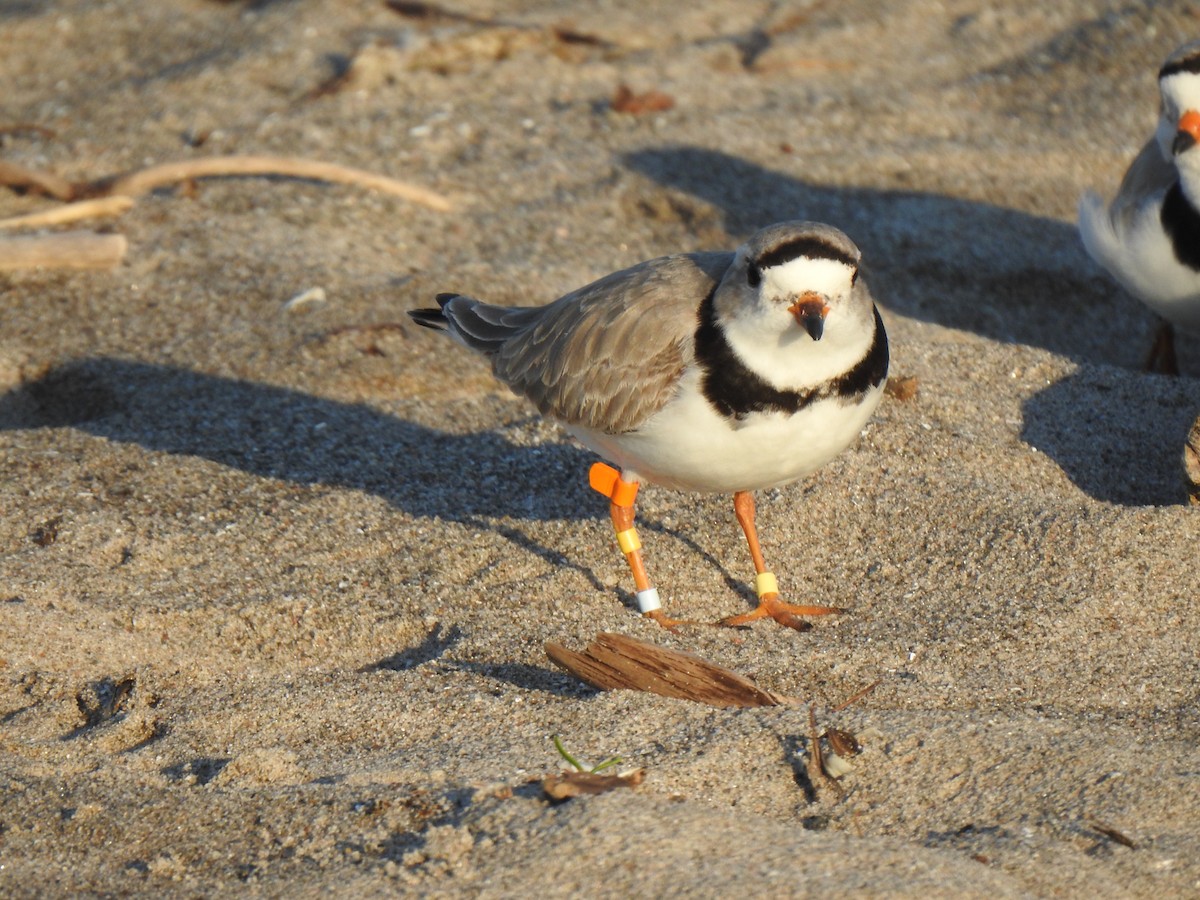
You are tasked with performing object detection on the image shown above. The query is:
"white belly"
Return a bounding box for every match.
[566,370,884,493]
[1087,193,1200,332]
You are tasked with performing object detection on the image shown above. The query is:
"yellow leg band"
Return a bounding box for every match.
[615,527,641,555]
[755,571,779,598]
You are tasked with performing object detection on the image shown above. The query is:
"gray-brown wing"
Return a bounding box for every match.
[1109,136,1177,231]
[491,252,732,434]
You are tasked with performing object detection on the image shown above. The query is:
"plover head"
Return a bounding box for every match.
[711,221,876,389]
[1156,40,1200,159]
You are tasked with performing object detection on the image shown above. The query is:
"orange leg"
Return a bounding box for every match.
[720,490,843,630]
[589,463,687,628]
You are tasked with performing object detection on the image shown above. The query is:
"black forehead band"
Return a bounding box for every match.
[1160,55,1200,80]
[756,236,857,271]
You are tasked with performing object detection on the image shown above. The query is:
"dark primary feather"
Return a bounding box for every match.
[408,294,453,331]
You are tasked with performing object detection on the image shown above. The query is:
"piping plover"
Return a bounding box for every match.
[1079,39,1200,374]
[410,221,889,629]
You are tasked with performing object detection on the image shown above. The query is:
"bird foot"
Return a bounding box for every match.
[643,608,697,631]
[719,595,844,631]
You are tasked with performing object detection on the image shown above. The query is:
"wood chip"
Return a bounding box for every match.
[546,632,789,707]
[0,231,127,271]
[611,84,675,115]
[542,768,644,800]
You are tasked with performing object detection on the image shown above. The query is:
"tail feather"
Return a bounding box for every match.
[407,292,456,331]
[408,292,539,354]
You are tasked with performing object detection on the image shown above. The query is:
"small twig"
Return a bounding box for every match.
[1089,821,1138,849]
[0,196,134,230]
[831,678,881,712]
[82,155,454,211]
[0,231,127,270]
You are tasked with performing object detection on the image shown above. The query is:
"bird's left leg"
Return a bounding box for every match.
[720,490,843,630]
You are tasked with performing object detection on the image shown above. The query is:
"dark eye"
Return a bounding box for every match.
[747,264,761,288]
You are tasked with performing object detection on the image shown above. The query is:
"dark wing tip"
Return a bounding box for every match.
[408,292,462,329]
[408,307,447,330]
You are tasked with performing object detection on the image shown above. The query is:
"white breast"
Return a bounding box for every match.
[1080,188,1200,332]
[565,370,885,493]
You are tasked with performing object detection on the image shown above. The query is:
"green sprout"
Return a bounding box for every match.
[552,734,622,774]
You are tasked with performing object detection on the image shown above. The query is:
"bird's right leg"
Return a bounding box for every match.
[588,462,684,628]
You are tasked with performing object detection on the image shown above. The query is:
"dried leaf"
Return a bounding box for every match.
[884,375,918,402]
[542,768,644,800]
[546,632,787,707]
[824,727,862,758]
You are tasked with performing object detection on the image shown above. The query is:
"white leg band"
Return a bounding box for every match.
[635,587,662,614]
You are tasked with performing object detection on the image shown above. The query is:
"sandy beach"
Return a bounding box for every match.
[3,0,1200,895]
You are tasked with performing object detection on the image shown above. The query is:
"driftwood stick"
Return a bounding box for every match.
[546,632,791,708]
[0,123,57,140]
[0,196,135,230]
[0,231,127,270]
[0,160,74,201]
[85,155,454,211]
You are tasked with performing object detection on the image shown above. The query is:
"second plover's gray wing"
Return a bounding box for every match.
[1079,135,1174,276]
[1110,136,1177,232]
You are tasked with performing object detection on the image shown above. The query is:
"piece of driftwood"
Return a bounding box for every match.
[0,231,127,270]
[0,196,134,230]
[0,155,454,213]
[0,159,74,200]
[84,155,454,211]
[1184,416,1200,505]
[545,632,789,708]
[542,769,644,800]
